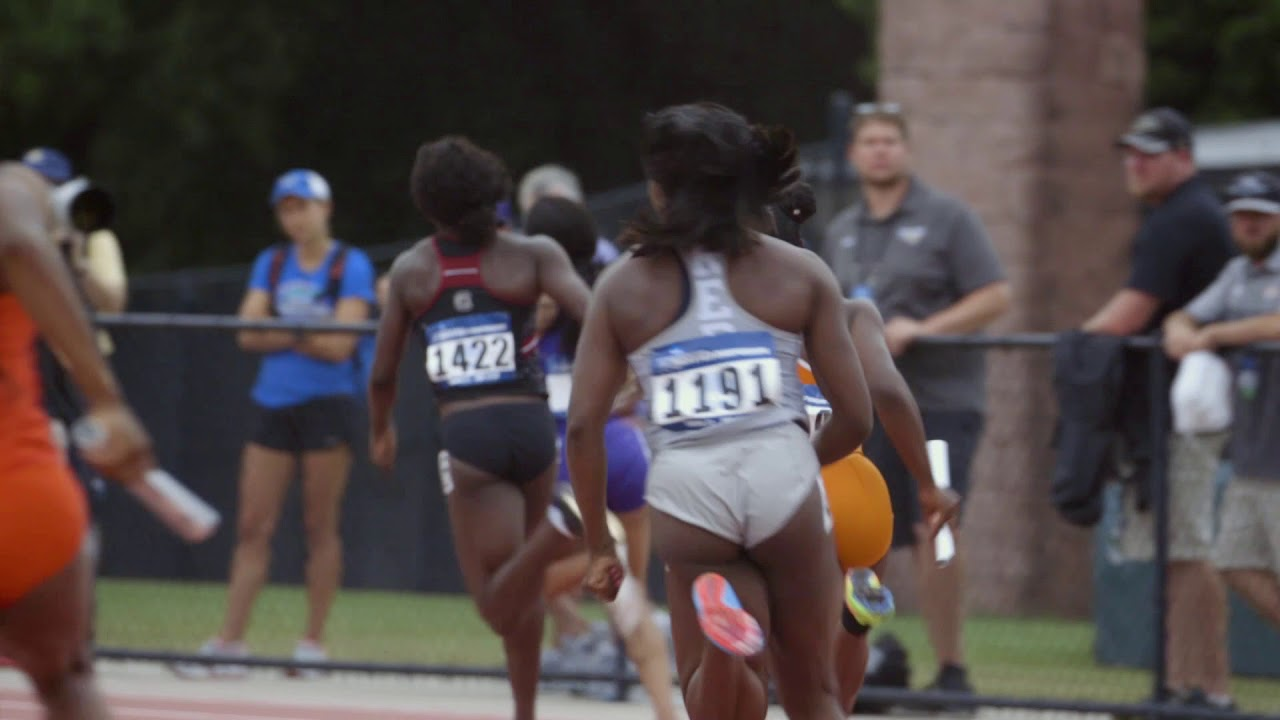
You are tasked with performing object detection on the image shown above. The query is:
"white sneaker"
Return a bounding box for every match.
[170,639,250,679]
[287,639,328,679]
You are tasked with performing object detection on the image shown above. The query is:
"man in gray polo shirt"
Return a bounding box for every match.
[822,104,1011,696]
[1165,172,1280,706]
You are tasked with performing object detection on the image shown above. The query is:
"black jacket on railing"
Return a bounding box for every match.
[1051,331,1154,526]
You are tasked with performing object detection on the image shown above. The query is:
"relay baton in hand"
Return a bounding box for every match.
[926,439,956,568]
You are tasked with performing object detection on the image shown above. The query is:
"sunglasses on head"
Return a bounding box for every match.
[854,102,903,116]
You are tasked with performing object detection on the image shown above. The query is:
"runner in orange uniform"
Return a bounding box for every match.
[768,185,958,713]
[0,161,152,720]
[796,357,895,570]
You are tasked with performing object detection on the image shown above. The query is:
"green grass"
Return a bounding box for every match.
[96,579,1280,713]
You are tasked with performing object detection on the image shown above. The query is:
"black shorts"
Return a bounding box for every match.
[440,402,557,486]
[862,409,983,549]
[250,396,359,454]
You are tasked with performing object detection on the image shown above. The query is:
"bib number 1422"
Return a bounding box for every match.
[426,332,515,386]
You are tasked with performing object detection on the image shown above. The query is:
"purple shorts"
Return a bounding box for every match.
[556,416,650,514]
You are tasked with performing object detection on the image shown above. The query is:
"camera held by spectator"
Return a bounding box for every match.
[51,176,116,236]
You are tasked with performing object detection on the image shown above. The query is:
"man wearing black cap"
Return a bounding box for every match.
[1084,108,1235,706]
[1164,172,1280,709]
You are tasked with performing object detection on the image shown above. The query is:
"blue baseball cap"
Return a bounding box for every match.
[21,147,74,184]
[270,169,332,206]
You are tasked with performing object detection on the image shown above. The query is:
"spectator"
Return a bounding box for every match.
[21,147,127,524]
[176,169,376,676]
[1163,170,1280,709]
[821,103,1011,698]
[1083,107,1235,706]
[516,163,618,264]
[22,148,127,320]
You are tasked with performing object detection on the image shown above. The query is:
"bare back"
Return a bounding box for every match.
[607,235,867,433]
[375,229,589,415]
[602,234,822,353]
[396,231,551,319]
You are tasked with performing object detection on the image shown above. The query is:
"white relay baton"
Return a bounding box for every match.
[926,439,956,568]
[72,419,222,543]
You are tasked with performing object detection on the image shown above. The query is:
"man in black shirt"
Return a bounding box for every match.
[1084,107,1235,706]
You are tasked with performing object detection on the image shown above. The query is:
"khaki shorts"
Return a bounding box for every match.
[1213,477,1280,573]
[1118,432,1226,562]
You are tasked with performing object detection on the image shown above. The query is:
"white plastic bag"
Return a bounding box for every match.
[1171,350,1233,434]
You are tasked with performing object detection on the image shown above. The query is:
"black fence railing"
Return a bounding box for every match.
[84,312,1280,719]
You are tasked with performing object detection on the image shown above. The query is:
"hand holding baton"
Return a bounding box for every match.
[926,439,956,568]
[72,418,221,543]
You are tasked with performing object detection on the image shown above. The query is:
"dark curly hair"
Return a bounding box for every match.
[767,181,817,247]
[524,196,604,360]
[622,103,803,257]
[410,136,512,246]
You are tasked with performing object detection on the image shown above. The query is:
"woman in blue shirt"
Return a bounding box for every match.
[178,169,375,676]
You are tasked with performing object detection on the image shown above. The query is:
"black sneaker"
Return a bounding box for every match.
[920,663,975,713]
[1113,687,1182,720]
[852,633,910,714]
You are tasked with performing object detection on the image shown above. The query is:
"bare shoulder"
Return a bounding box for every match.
[756,233,840,286]
[388,239,434,281]
[501,229,559,257]
[0,163,51,243]
[588,249,640,300]
[0,162,45,204]
[843,297,885,328]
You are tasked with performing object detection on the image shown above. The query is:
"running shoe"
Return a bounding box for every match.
[169,638,250,679]
[286,639,328,679]
[845,568,895,629]
[691,573,764,657]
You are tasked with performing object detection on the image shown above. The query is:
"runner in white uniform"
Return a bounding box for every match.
[566,103,875,720]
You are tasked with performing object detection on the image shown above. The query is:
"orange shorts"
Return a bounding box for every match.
[0,459,89,608]
[822,450,894,571]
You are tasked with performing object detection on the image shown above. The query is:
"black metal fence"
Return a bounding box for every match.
[82,309,1280,719]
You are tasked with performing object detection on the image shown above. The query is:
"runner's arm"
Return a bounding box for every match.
[846,299,934,493]
[566,280,628,555]
[805,258,873,465]
[0,168,122,407]
[368,257,414,436]
[536,237,591,324]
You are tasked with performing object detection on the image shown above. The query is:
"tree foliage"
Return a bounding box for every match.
[1,1,873,270]
[1146,0,1280,123]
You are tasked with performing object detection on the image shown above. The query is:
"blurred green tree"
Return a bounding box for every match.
[1146,0,1280,122]
[1,1,872,270]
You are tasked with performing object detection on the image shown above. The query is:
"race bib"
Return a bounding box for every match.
[804,384,832,437]
[546,372,572,417]
[424,312,517,388]
[648,331,783,431]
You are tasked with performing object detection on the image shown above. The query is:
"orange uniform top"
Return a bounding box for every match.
[0,294,59,470]
[0,292,89,607]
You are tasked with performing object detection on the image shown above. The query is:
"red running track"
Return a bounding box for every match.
[0,688,509,720]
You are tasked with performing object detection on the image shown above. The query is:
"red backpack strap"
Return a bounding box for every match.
[266,243,289,317]
[324,242,349,305]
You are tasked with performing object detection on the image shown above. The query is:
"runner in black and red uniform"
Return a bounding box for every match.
[367,136,591,720]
